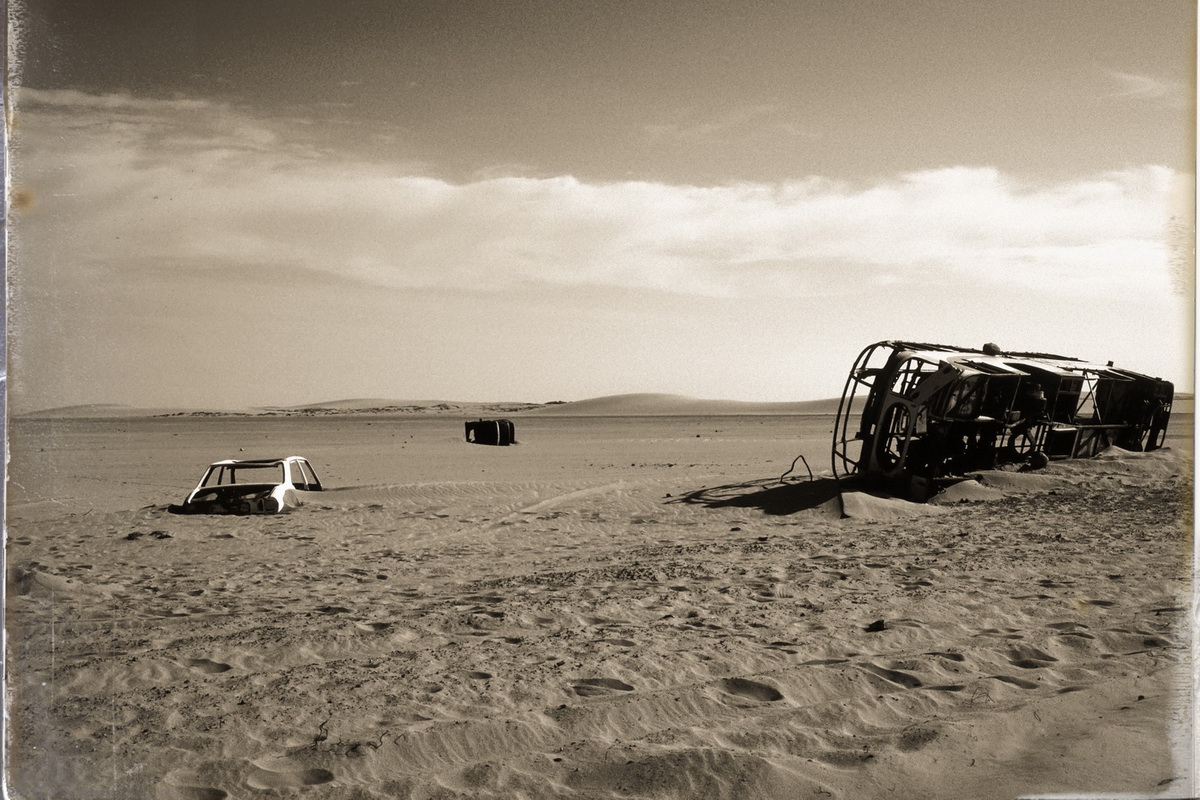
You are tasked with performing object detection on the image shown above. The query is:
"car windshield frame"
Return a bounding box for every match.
[201,462,287,487]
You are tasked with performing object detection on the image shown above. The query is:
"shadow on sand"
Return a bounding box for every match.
[666,476,848,516]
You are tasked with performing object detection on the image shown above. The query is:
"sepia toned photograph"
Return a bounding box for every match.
[4,1,1195,798]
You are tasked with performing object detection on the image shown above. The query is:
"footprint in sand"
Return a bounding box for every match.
[474,610,505,619]
[159,786,227,800]
[181,658,232,674]
[572,678,635,697]
[1038,579,1074,588]
[315,605,351,615]
[896,727,940,752]
[975,628,1024,640]
[903,580,934,589]
[245,764,334,790]
[1009,658,1052,669]
[601,638,637,648]
[464,594,505,604]
[817,750,874,767]
[1007,646,1058,669]
[990,675,1039,689]
[859,663,922,689]
[718,678,783,702]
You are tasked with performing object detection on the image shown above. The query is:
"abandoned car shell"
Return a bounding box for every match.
[168,456,323,515]
[832,341,1173,500]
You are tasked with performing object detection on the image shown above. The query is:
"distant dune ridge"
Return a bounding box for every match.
[522,393,842,416]
[20,393,847,418]
[18,392,1194,418]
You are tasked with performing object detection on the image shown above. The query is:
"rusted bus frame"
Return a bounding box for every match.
[830,340,1173,499]
[832,341,892,480]
[833,341,962,483]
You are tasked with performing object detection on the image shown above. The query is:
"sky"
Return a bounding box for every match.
[6,0,1195,411]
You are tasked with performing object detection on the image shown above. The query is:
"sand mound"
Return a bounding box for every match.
[840,491,949,519]
[7,566,120,599]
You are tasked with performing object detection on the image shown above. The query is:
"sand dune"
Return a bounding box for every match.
[4,414,1193,799]
[522,393,842,416]
[18,403,186,419]
[16,393,844,420]
[21,391,1189,421]
[278,399,546,415]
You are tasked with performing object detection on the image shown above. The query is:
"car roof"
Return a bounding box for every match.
[207,456,310,467]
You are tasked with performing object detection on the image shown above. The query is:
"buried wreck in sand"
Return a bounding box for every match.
[831,341,1174,500]
[168,456,323,515]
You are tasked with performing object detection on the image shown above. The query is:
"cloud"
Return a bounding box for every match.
[1103,69,1189,108]
[10,89,1186,307]
[644,104,822,144]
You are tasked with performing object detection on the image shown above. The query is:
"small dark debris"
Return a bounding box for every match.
[465,419,515,446]
[864,620,888,633]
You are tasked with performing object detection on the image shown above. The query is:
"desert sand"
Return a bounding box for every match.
[4,399,1195,799]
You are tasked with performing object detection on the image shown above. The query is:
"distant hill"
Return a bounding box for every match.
[18,392,1189,420]
[17,404,184,419]
[519,393,841,417]
[17,399,545,419]
[281,398,535,411]
[259,400,545,416]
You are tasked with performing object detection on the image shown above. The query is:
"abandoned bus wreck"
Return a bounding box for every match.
[831,341,1173,501]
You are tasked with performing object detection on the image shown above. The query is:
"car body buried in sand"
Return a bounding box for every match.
[168,456,323,515]
[832,341,1173,501]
